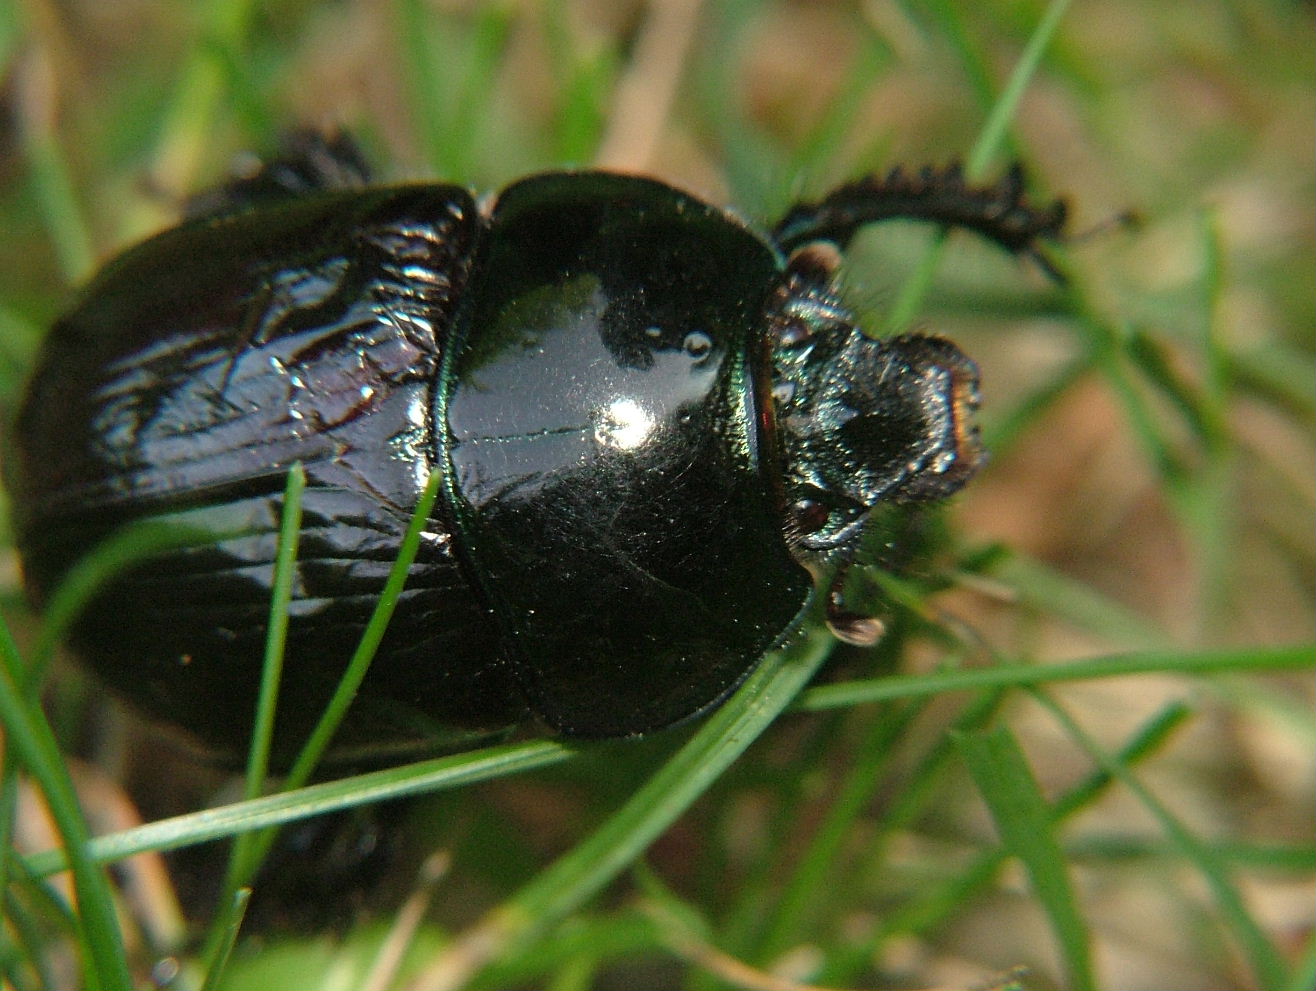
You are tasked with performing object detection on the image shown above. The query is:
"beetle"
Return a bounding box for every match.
[7,133,1066,767]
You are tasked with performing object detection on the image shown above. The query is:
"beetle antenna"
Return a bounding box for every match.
[772,163,1069,283]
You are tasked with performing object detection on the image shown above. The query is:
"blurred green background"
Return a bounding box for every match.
[0,1,1312,989]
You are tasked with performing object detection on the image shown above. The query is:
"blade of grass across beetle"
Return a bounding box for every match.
[199,465,305,981]
[242,465,305,805]
[199,467,454,979]
[18,645,1308,883]
[19,739,578,880]
[282,469,445,790]
[24,520,233,691]
[195,465,448,964]
[408,630,837,991]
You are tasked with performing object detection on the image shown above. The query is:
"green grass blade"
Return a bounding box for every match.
[796,644,1312,713]
[870,701,1191,952]
[241,464,305,803]
[15,51,94,284]
[0,771,16,931]
[815,688,1006,987]
[397,0,449,174]
[984,354,1092,455]
[0,634,131,988]
[200,465,305,976]
[1035,689,1290,989]
[1180,209,1236,640]
[199,888,250,991]
[0,302,41,397]
[0,1,17,68]
[477,910,661,990]
[883,0,1073,335]
[195,468,452,972]
[1283,932,1316,991]
[963,0,1073,180]
[21,739,576,879]
[4,882,59,991]
[410,631,835,990]
[542,0,614,164]
[1230,339,1316,416]
[925,0,1003,114]
[690,0,787,215]
[988,552,1172,648]
[1051,700,1193,819]
[282,469,443,790]
[959,725,1096,991]
[447,2,515,180]
[753,701,918,962]
[786,25,890,186]
[148,0,257,200]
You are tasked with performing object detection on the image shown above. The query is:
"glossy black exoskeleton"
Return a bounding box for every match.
[8,135,1066,766]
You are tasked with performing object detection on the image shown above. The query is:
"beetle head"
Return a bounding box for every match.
[765,243,985,560]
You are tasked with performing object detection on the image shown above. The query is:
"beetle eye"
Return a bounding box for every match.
[791,496,831,535]
[789,489,865,543]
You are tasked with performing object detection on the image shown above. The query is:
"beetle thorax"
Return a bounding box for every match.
[764,244,985,561]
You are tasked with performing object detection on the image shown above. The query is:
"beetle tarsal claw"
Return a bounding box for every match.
[825,567,885,647]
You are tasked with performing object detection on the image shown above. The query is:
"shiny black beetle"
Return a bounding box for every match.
[8,135,1065,766]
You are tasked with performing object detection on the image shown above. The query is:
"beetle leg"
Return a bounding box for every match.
[771,162,1068,281]
[185,129,373,219]
[824,562,885,647]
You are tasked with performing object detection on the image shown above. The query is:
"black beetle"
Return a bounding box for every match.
[7,134,1065,766]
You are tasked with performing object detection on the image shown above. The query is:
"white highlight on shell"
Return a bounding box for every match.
[593,397,654,451]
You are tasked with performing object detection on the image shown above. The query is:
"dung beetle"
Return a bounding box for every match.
[7,133,1066,767]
